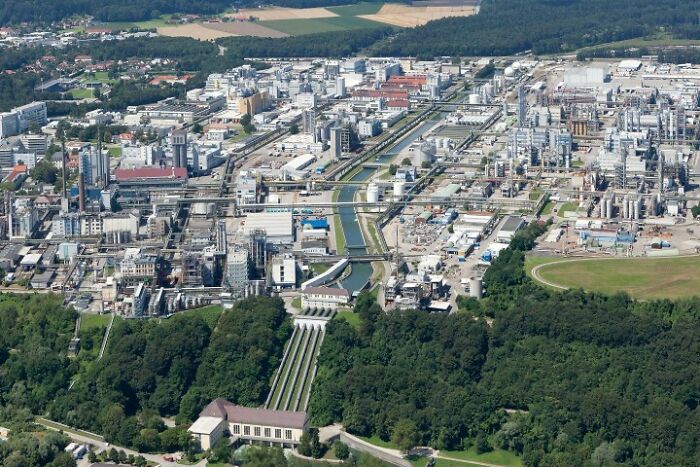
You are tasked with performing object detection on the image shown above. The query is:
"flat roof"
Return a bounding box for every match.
[20,253,42,265]
[243,211,293,238]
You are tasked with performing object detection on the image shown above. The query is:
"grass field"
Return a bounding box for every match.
[333,214,347,255]
[336,310,361,329]
[80,71,116,85]
[439,447,522,467]
[531,255,700,300]
[79,313,111,331]
[327,2,384,16]
[101,14,173,31]
[540,199,555,216]
[69,88,95,99]
[260,16,384,35]
[176,304,224,329]
[558,202,579,215]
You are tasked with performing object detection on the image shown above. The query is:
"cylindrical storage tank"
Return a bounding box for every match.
[606,199,613,219]
[469,93,481,105]
[484,83,494,98]
[417,141,436,166]
[628,198,635,219]
[649,195,657,216]
[469,277,483,299]
[367,183,379,204]
[634,197,641,220]
[622,196,630,219]
[393,181,405,198]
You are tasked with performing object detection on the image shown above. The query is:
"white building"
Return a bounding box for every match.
[243,211,293,244]
[301,286,350,310]
[190,398,308,450]
[271,254,296,288]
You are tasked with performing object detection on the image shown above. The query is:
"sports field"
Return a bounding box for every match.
[529,255,700,300]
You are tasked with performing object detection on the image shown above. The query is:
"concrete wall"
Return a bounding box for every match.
[339,431,411,467]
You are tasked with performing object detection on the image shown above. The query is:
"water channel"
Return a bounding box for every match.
[337,114,445,293]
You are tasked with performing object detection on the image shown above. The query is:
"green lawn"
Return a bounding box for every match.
[539,199,555,216]
[80,71,117,84]
[357,435,399,450]
[261,16,385,35]
[177,304,224,329]
[327,2,384,16]
[69,88,96,99]
[558,201,579,215]
[292,297,302,310]
[335,311,361,329]
[365,218,381,254]
[533,256,700,300]
[309,263,331,275]
[524,255,564,278]
[439,447,522,467]
[79,313,110,331]
[333,214,347,255]
[107,147,122,158]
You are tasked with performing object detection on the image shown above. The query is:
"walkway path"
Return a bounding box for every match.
[37,418,207,467]
[97,313,115,360]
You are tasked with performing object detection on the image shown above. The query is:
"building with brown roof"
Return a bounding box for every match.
[301,286,350,311]
[189,398,308,450]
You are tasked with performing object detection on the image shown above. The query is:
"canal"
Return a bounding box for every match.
[337,112,446,293]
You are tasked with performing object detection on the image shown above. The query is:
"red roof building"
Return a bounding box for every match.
[115,167,187,181]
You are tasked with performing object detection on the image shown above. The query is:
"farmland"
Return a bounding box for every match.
[260,16,385,35]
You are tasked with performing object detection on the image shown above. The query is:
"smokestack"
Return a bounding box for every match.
[78,172,86,212]
[61,139,67,199]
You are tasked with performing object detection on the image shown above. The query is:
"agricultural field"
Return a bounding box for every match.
[529,255,700,300]
[155,2,478,38]
[260,16,385,35]
[359,3,478,27]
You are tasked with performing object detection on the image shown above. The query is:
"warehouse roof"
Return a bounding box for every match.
[243,211,293,238]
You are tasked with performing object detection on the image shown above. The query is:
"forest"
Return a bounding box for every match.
[218,27,394,60]
[310,221,700,466]
[47,297,290,451]
[373,0,700,57]
[0,0,384,25]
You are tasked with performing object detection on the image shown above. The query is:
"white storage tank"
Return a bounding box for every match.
[393,181,406,198]
[469,277,483,299]
[469,93,481,105]
[367,183,379,204]
[416,141,436,166]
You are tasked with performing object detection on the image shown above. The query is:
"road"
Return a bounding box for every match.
[37,418,207,467]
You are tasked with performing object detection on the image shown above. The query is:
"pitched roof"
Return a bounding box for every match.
[199,399,307,429]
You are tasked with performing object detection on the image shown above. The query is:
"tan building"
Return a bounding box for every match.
[189,398,308,450]
[238,91,269,117]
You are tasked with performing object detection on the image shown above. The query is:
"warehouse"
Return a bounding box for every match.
[496,216,526,243]
[243,211,294,244]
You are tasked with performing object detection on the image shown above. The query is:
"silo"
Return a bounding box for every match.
[469,93,481,105]
[628,198,635,220]
[393,181,405,198]
[634,197,641,220]
[469,277,483,299]
[622,196,630,219]
[367,183,379,204]
[417,141,436,166]
[606,198,613,219]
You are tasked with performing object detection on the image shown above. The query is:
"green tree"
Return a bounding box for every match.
[30,160,58,184]
[334,441,349,460]
[401,157,412,166]
[210,437,231,463]
[392,419,419,453]
[388,164,397,175]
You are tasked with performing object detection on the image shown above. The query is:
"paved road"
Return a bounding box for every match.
[37,418,207,467]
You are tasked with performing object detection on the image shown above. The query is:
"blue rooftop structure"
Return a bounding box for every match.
[301,219,329,230]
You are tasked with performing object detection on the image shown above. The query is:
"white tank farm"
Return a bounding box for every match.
[367,183,379,204]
